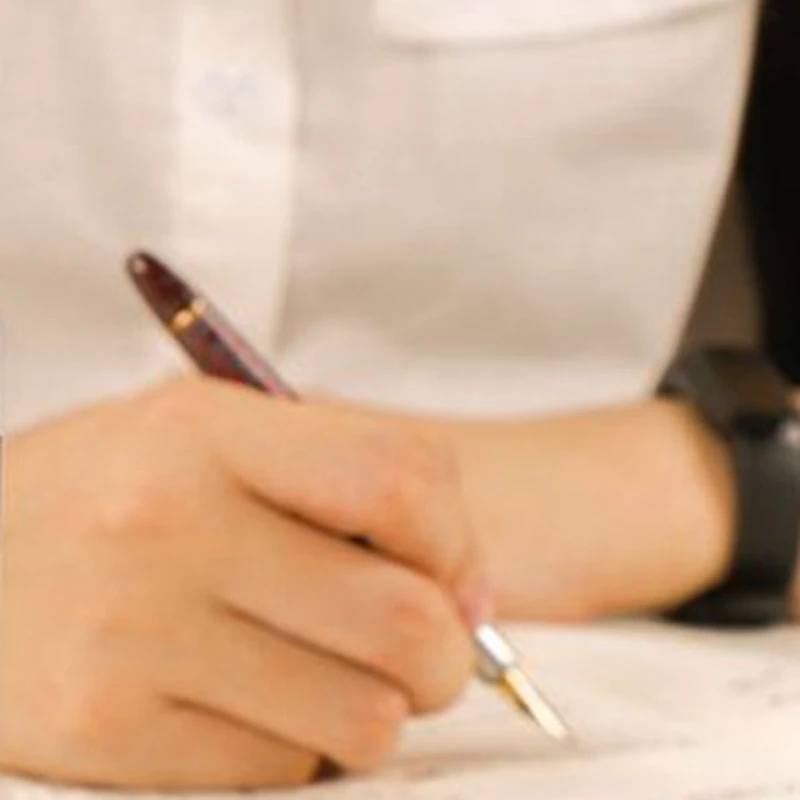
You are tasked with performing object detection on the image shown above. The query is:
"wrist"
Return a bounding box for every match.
[582,399,738,619]
[654,399,736,607]
[442,401,738,622]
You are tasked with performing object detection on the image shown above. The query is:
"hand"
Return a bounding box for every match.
[0,377,484,791]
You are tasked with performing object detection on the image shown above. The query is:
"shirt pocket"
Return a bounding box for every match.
[373,0,747,45]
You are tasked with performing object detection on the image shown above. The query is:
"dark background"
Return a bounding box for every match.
[743,0,800,381]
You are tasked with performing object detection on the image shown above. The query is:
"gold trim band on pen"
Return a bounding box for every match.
[170,298,208,333]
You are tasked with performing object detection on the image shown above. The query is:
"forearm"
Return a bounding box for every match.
[441,399,739,622]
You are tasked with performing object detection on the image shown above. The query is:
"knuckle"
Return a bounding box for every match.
[368,467,422,534]
[93,468,172,545]
[378,428,458,491]
[96,475,169,535]
[384,576,453,656]
[405,430,460,489]
[135,375,215,435]
[361,428,457,524]
[93,388,217,545]
[375,577,473,713]
[360,432,415,514]
[342,686,408,771]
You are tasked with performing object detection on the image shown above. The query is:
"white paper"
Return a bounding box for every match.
[3,620,800,800]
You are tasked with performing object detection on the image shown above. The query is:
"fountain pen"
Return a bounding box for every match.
[126,251,571,742]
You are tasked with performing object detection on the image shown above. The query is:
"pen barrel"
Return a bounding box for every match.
[175,302,297,398]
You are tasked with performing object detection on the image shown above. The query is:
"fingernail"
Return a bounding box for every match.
[458,576,496,628]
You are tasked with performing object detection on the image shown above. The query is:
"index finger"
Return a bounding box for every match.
[195,379,478,590]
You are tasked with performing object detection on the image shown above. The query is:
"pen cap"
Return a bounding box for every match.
[126,252,197,326]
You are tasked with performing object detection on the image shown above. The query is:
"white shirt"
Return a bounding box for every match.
[0,0,758,432]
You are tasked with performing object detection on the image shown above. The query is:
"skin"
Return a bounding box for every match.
[415,399,740,621]
[0,377,481,790]
[1,377,797,790]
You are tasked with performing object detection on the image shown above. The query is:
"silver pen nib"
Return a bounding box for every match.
[502,666,572,741]
[473,623,572,742]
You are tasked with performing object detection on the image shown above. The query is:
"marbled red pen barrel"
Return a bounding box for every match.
[126,252,297,398]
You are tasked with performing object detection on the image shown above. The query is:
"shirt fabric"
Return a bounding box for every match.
[0,0,759,432]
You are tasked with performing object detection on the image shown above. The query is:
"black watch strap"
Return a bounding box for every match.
[660,347,800,627]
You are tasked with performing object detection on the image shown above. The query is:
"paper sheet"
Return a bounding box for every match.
[3,620,800,800]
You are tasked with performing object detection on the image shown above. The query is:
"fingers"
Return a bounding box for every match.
[4,380,484,791]
[2,677,317,793]
[89,700,317,791]
[165,609,410,773]
[208,494,475,713]
[188,378,476,590]
[136,703,318,791]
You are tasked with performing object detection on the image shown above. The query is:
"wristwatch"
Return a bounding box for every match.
[659,346,800,627]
